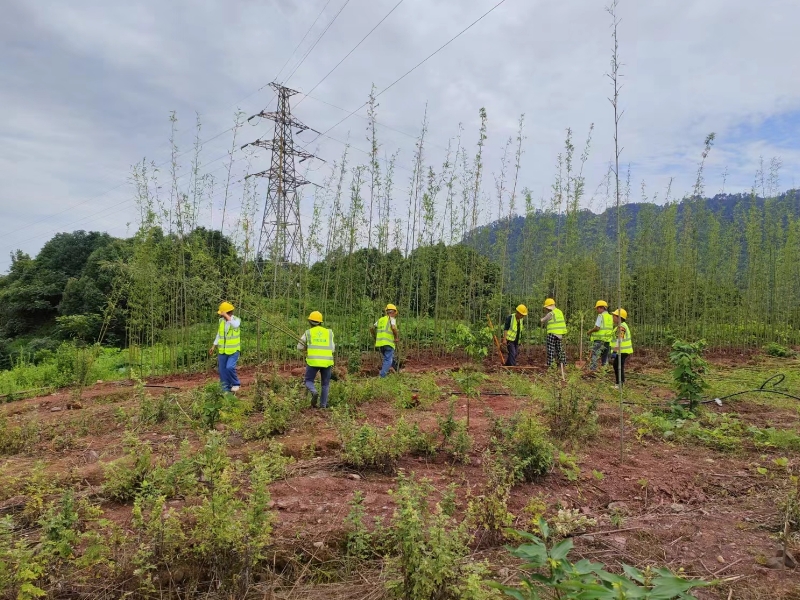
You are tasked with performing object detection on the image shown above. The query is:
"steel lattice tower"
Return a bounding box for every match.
[243,83,319,287]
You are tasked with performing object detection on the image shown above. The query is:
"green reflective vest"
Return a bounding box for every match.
[591,311,614,343]
[507,314,524,342]
[305,326,334,367]
[218,319,241,355]
[546,308,568,335]
[616,323,633,354]
[375,316,396,349]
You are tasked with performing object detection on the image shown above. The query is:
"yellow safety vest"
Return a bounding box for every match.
[375,316,396,349]
[305,326,334,367]
[218,319,241,355]
[507,314,524,342]
[591,311,614,343]
[616,323,633,354]
[546,308,568,335]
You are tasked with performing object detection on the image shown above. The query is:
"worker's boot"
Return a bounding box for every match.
[310,391,319,408]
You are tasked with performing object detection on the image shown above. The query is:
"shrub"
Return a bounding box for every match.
[764,343,796,358]
[396,418,438,457]
[492,521,708,599]
[102,434,154,501]
[192,383,235,429]
[139,391,179,425]
[0,417,39,456]
[465,451,515,547]
[336,415,409,473]
[669,339,709,411]
[543,376,598,441]
[385,474,499,600]
[508,413,555,481]
[437,398,472,463]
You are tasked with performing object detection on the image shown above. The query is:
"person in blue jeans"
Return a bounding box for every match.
[370,304,399,377]
[208,301,241,393]
[297,311,335,408]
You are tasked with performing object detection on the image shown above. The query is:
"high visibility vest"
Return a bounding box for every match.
[546,308,568,336]
[375,316,396,349]
[616,323,633,354]
[305,326,334,367]
[591,311,614,343]
[507,314,524,342]
[218,319,241,355]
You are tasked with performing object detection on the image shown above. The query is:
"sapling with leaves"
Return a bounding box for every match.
[669,339,709,411]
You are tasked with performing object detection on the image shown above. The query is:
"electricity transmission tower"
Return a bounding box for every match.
[243,82,320,294]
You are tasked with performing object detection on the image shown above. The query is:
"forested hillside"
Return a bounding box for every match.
[469,190,800,346]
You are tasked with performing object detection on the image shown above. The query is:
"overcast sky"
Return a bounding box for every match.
[2,0,800,271]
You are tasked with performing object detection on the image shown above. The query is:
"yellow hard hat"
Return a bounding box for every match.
[595,300,608,308]
[217,301,234,315]
[385,303,398,313]
[516,304,528,316]
[612,308,628,319]
[543,298,555,308]
[308,310,323,323]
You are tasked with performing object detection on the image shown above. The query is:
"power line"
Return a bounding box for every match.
[283,0,352,85]
[294,0,406,107]
[301,0,510,148]
[273,0,337,84]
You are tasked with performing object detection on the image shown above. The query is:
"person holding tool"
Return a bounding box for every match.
[587,300,613,372]
[370,304,399,377]
[540,298,567,379]
[208,301,241,393]
[297,311,335,408]
[610,308,632,388]
[501,304,528,366]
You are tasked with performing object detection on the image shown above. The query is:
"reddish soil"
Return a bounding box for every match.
[1,353,798,599]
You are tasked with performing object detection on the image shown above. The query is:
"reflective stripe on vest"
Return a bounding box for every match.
[375,316,395,349]
[546,308,568,335]
[508,314,524,342]
[305,326,334,367]
[591,311,613,342]
[616,323,633,354]
[218,319,241,355]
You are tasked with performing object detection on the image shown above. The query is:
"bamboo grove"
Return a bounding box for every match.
[2,92,799,376]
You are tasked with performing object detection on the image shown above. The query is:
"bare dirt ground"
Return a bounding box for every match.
[1,351,799,599]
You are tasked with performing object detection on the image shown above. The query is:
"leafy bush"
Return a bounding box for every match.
[508,413,555,481]
[764,342,796,358]
[396,418,438,457]
[543,377,598,441]
[465,451,515,547]
[437,398,472,463]
[385,474,499,600]
[139,391,179,425]
[492,521,708,599]
[335,414,409,473]
[633,410,745,452]
[244,388,302,439]
[191,383,235,429]
[102,434,154,501]
[448,324,493,361]
[0,417,40,456]
[669,340,709,411]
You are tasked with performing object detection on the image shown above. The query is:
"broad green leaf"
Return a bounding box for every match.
[549,538,574,561]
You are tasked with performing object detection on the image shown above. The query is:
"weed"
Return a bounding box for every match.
[191,383,234,429]
[764,342,796,358]
[557,451,581,482]
[551,508,597,538]
[465,451,515,547]
[244,388,302,439]
[248,441,293,483]
[385,473,498,600]
[102,433,154,501]
[140,391,178,425]
[395,418,438,457]
[506,413,555,481]
[493,520,708,598]
[344,491,371,560]
[437,399,472,463]
[669,339,709,411]
[544,376,598,441]
[749,426,800,451]
[0,417,40,456]
[335,414,408,473]
[519,494,548,533]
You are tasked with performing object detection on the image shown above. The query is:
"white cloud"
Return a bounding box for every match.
[2,0,800,270]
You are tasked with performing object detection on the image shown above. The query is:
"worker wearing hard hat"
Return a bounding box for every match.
[610,308,633,388]
[208,301,241,393]
[370,304,399,377]
[587,300,613,372]
[502,304,528,366]
[540,298,567,379]
[297,311,335,408]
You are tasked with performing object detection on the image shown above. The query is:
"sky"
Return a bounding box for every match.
[2,0,800,271]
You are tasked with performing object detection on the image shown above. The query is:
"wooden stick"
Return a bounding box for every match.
[487,314,506,366]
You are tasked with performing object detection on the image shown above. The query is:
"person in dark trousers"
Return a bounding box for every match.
[587,300,613,371]
[370,304,399,377]
[502,304,528,366]
[610,308,633,388]
[297,311,335,408]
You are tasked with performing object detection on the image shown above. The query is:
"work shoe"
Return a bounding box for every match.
[231,385,240,392]
[311,392,319,408]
